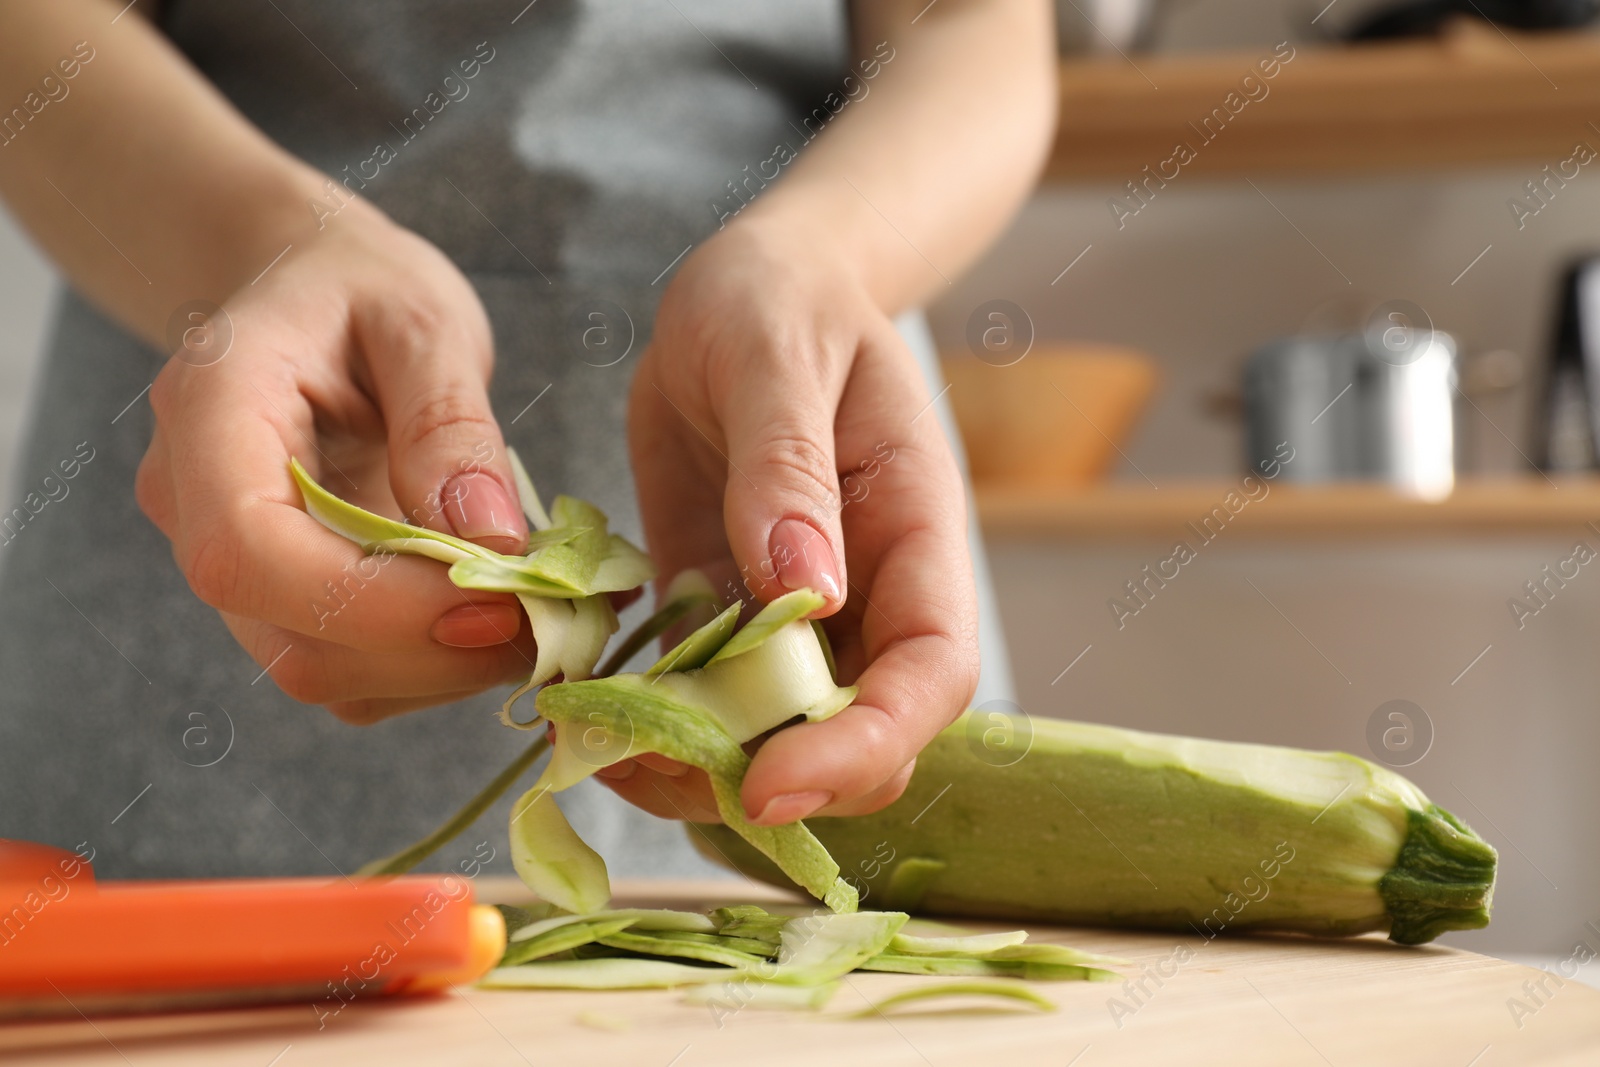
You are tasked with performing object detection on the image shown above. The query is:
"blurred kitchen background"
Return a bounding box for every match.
[5,0,1599,974]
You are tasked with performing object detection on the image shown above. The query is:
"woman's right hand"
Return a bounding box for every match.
[136,199,539,723]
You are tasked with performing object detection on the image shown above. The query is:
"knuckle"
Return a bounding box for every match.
[133,454,168,530]
[386,296,446,355]
[753,430,837,503]
[863,761,917,813]
[179,523,245,610]
[325,699,385,726]
[473,647,532,692]
[396,385,498,456]
[147,363,182,424]
[269,649,332,705]
[951,651,981,712]
[380,285,491,369]
[920,604,982,712]
[936,632,982,716]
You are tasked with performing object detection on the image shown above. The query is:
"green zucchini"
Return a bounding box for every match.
[691,714,1496,945]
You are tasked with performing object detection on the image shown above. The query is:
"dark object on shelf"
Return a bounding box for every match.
[1343,0,1600,39]
[1535,258,1600,472]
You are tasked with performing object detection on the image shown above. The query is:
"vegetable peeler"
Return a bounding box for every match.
[0,839,505,1019]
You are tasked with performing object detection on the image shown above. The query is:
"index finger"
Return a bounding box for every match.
[738,333,980,822]
[151,331,520,654]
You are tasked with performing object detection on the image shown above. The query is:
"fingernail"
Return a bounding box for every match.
[768,519,841,603]
[595,759,637,781]
[749,790,832,826]
[443,472,527,552]
[431,602,522,647]
[636,753,689,778]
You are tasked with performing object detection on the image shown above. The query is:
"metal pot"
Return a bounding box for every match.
[1243,328,1456,500]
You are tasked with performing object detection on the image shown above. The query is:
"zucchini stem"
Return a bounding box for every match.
[1379,804,1498,945]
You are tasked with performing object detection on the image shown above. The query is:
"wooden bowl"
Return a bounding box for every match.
[941,344,1159,490]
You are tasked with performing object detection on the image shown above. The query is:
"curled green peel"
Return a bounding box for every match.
[448,556,586,598]
[592,536,657,593]
[535,670,857,911]
[507,909,713,946]
[711,904,787,947]
[889,930,1029,956]
[656,622,857,740]
[706,589,825,664]
[498,595,620,726]
[859,953,1117,982]
[480,902,1120,1006]
[596,570,719,678]
[596,929,770,969]
[507,447,552,531]
[850,980,1057,1017]
[645,601,741,677]
[480,959,738,990]
[504,585,858,914]
[499,916,635,967]
[290,457,492,563]
[289,456,653,700]
[509,786,610,915]
[768,910,906,984]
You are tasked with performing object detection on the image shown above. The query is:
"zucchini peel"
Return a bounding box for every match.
[289,456,652,694]
[480,901,1117,1004]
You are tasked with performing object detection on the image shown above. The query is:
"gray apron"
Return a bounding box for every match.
[0,0,1012,880]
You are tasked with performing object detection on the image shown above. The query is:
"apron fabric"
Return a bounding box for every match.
[0,0,1013,879]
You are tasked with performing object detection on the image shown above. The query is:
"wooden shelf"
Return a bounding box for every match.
[1050,22,1600,179]
[976,479,1600,540]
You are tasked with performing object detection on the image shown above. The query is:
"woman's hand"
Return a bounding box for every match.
[137,200,539,723]
[601,0,1054,828]
[607,216,980,826]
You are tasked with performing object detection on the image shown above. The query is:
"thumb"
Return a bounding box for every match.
[359,292,529,555]
[719,385,846,613]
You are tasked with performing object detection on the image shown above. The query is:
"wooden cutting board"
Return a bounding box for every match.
[4,879,1596,1067]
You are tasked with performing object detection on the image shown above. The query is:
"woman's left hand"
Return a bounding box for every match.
[604,214,980,827]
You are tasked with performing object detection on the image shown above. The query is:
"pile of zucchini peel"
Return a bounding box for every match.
[478,901,1119,1013]
[291,458,1497,1013]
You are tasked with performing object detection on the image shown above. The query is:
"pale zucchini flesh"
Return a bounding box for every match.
[511,587,863,915]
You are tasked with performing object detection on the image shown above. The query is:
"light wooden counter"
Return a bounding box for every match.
[3,879,1596,1066]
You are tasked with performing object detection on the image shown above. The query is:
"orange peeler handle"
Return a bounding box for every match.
[0,838,505,1017]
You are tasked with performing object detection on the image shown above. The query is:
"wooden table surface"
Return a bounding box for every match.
[4,879,1597,1067]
